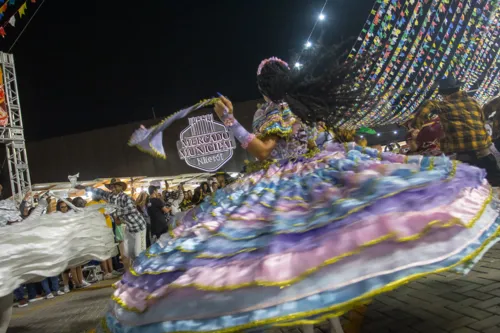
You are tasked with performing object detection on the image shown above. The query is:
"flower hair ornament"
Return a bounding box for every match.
[257,57,290,75]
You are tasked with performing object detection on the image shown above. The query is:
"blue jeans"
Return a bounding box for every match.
[41,276,59,295]
[13,284,38,300]
[13,287,25,301]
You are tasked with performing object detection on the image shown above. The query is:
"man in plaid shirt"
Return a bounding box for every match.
[483,95,500,151]
[80,179,146,266]
[410,78,500,186]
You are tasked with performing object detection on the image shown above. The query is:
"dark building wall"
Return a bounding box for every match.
[26,99,263,183]
[23,98,408,184]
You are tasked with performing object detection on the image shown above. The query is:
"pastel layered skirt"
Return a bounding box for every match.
[99,143,500,333]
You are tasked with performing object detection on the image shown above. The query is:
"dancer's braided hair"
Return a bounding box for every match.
[256,43,373,129]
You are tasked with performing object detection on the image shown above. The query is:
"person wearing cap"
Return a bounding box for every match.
[409,77,500,186]
[79,178,146,267]
[483,95,500,151]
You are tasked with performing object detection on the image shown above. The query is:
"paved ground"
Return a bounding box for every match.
[7,242,500,333]
[7,280,115,333]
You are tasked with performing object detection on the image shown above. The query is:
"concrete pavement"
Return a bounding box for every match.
[7,243,500,333]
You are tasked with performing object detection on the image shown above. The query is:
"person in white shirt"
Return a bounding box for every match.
[167,184,184,215]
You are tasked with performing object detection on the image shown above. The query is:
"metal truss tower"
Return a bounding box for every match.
[0,52,32,202]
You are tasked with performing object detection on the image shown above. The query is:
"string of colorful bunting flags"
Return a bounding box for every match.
[0,0,37,39]
[341,0,500,129]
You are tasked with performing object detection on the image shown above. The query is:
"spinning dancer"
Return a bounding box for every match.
[0,196,117,333]
[105,54,500,333]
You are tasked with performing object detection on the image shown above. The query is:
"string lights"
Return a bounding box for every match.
[0,0,45,52]
[294,0,329,69]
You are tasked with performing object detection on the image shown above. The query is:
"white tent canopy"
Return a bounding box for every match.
[30,172,240,199]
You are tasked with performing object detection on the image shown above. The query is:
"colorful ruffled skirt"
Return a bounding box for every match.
[98,143,500,333]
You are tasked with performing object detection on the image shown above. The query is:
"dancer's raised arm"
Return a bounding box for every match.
[214,96,278,161]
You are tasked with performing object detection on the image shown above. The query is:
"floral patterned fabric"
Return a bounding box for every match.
[252,103,310,160]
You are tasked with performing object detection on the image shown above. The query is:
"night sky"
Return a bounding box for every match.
[1,0,373,141]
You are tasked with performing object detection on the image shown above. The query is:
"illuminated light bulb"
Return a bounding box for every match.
[377,133,381,137]
[319,13,325,20]
[305,41,312,48]
[295,62,302,68]
[393,130,398,134]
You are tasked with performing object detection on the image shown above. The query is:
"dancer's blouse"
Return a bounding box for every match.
[252,103,310,160]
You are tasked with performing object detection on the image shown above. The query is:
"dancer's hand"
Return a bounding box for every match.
[214,96,233,119]
[219,96,233,114]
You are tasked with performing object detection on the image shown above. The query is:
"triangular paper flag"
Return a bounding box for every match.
[0,27,6,38]
[8,15,15,27]
[68,173,80,187]
[129,98,218,159]
[18,2,27,17]
[0,2,7,13]
[9,0,15,5]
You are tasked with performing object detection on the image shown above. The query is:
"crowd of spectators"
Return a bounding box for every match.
[13,192,122,308]
[136,173,234,245]
[11,172,235,308]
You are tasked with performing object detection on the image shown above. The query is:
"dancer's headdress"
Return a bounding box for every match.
[257,57,289,75]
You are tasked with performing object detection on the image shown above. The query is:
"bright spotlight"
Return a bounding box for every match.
[377,133,381,137]
[393,130,398,134]
[319,13,325,21]
[295,62,302,68]
[305,41,312,48]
